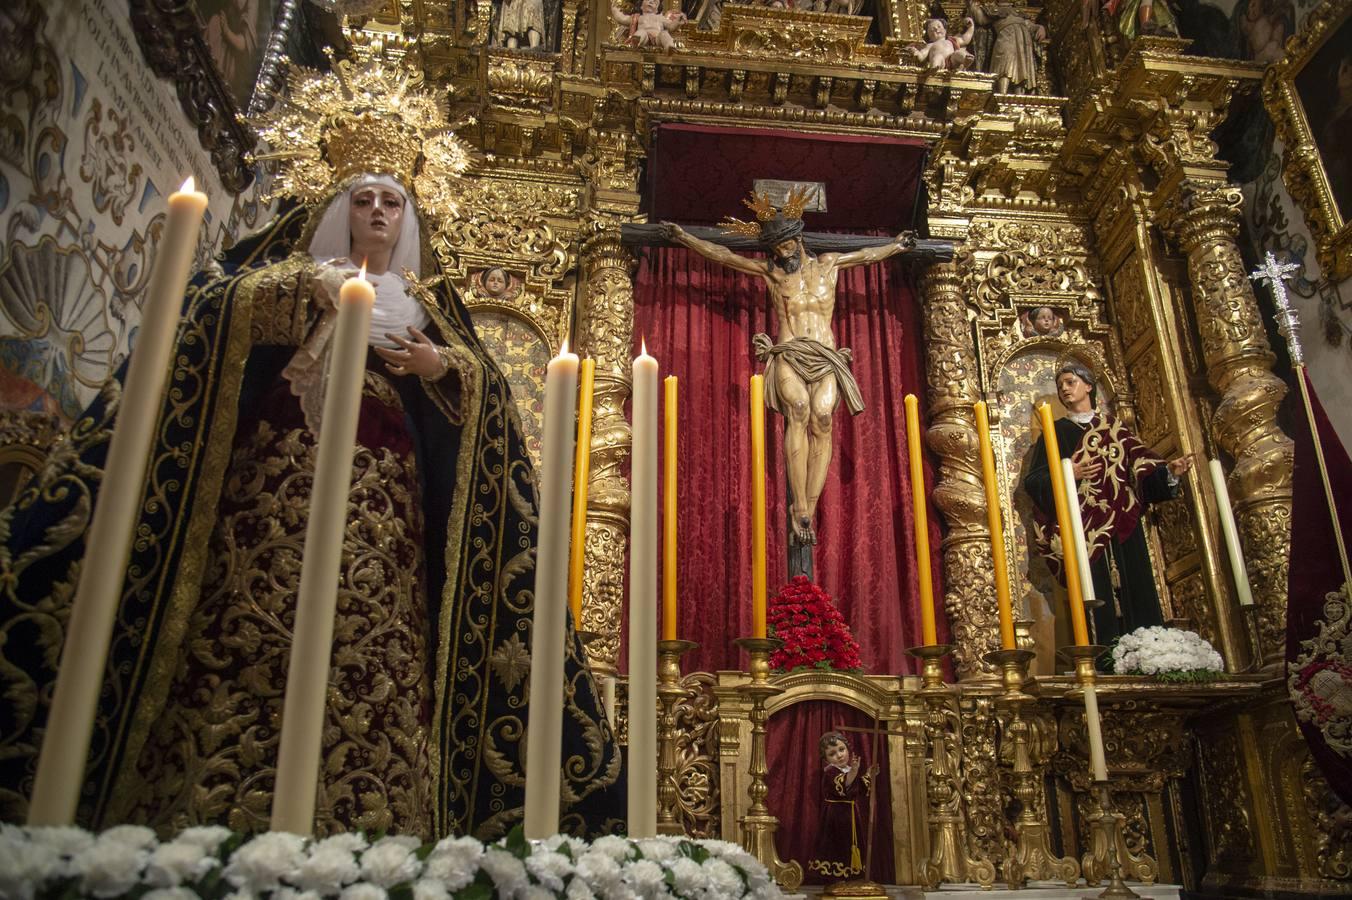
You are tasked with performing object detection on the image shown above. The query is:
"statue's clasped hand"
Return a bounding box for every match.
[376,326,448,379]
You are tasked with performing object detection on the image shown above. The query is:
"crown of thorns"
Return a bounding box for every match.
[719,186,812,238]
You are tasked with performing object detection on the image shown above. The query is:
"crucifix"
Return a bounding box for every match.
[623,199,952,581]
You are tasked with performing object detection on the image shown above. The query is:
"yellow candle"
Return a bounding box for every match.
[1209,459,1254,606]
[629,343,659,837]
[29,177,208,826]
[1036,403,1090,646]
[975,401,1016,651]
[750,374,767,639]
[568,358,596,627]
[905,395,937,646]
[663,375,678,641]
[524,341,579,839]
[271,266,375,835]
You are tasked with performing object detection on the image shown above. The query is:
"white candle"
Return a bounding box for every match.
[1083,682,1109,782]
[29,177,208,826]
[523,341,579,840]
[271,266,375,835]
[1209,459,1254,606]
[628,341,659,838]
[1061,457,1097,608]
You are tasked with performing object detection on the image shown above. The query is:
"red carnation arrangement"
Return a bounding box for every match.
[768,575,864,673]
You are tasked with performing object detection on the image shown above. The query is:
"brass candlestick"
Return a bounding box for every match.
[734,637,803,891]
[1081,781,1154,898]
[984,648,1080,889]
[910,644,996,890]
[1241,604,1267,672]
[656,639,698,835]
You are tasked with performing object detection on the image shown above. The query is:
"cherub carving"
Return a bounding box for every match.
[908,17,976,71]
[611,0,687,50]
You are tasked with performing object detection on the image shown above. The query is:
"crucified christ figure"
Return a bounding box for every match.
[660,190,915,547]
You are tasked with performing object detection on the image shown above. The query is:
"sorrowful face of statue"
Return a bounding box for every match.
[772,237,803,273]
[824,739,850,768]
[349,185,406,257]
[1056,371,1094,411]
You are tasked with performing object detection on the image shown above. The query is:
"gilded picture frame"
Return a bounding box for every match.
[1262,0,1352,280]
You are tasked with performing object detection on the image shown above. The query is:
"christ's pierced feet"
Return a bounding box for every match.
[791,514,817,547]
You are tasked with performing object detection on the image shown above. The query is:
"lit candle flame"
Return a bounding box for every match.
[180,176,195,194]
[560,337,570,356]
[359,259,368,281]
[640,337,648,357]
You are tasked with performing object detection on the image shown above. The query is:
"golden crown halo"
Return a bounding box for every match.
[719,185,812,238]
[250,44,475,226]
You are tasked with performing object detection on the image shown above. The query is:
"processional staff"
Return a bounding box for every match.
[1250,251,1351,586]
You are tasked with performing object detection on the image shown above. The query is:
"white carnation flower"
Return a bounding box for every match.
[30,825,96,859]
[412,879,451,900]
[145,839,219,887]
[635,840,676,862]
[589,835,634,863]
[667,857,708,895]
[622,858,667,898]
[223,832,307,892]
[479,847,529,898]
[360,838,422,888]
[312,834,369,855]
[700,858,743,897]
[522,887,557,900]
[574,851,625,899]
[143,888,202,900]
[274,890,322,900]
[339,883,387,900]
[98,825,158,852]
[423,835,483,891]
[566,877,598,900]
[0,833,60,900]
[525,849,573,891]
[176,826,233,852]
[294,844,361,892]
[75,840,149,898]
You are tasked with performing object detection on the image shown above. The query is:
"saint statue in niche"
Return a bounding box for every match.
[966,2,1048,94]
[493,0,548,49]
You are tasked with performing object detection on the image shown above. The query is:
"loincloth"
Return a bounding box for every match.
[752,334,865,416]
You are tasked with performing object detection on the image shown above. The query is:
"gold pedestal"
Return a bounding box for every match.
[1081,781,1153,897]
[821,879,889,899]
[984,648,1081,889]
[735,637,804,891]
[910,644,996,890]
[657,639,698,836]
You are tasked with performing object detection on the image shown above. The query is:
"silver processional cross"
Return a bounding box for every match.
[1249,250,1304,364]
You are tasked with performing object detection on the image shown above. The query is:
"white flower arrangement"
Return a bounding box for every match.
[0,823,781,900]
[1110,625,1226,682]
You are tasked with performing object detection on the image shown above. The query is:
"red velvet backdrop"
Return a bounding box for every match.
[765,700,896,885]
[632,244,947,676]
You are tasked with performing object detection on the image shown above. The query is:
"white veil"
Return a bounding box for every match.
[308,173,422,279]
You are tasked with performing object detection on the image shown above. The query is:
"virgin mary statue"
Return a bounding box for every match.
[0,53,624,840]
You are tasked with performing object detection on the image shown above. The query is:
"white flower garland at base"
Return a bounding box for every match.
[0,824,783,900]
[1110,625,1226,682]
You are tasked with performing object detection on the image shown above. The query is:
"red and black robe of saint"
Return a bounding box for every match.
[1024,413,1180,649]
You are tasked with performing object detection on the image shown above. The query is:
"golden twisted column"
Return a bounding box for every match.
[922,261,999,679]
[575,230,636,684]
[1165,184,1293,667]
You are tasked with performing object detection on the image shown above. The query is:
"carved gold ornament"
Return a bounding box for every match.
[1262,0,1352,280]
[251,45,475,225]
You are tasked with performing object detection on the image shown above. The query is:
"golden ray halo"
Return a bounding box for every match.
[249,44,475,226]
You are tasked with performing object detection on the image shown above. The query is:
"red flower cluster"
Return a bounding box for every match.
[768,576,864,673]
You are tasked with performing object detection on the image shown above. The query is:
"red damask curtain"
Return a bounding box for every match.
[631,243,947,676]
